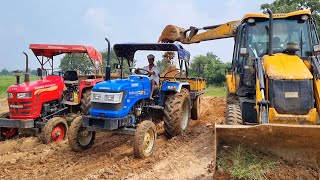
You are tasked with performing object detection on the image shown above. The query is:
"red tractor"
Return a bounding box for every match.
[0,44,104,143]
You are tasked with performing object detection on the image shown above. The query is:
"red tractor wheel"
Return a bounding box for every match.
[51,123,66,142]
[1,128,18,139]
[40,117,68,144]
[0,111,18,140]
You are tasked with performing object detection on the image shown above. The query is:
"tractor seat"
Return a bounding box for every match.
[63,71,78,81]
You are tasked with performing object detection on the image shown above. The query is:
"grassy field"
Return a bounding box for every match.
[0,75,39,98]
[0,75,226,98]
[204,86,226,97]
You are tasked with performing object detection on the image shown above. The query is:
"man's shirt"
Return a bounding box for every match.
[143,65,160,84]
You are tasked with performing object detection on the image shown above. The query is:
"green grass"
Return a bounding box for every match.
[204,86,226,97]
[218,145,278,180]
[0,75,39,98]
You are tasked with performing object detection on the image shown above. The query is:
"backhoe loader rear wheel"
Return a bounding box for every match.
[68,116,96,152]
[80,89,92,115]
[41,117,68,144]
[134,120,157,158]
[225,104,242,125]
[164,88,191,138]
[0,111,18,140]
[191,95,201,120]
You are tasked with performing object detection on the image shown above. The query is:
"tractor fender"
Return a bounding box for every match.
[161,81,190,93]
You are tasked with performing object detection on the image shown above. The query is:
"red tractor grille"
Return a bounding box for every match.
[8,100,32,115]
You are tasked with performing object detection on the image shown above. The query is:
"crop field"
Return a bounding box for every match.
[0,75,39,98]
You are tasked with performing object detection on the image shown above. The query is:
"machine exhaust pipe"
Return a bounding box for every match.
[105,38,111,81]
[265,8,273,56]
[23,52,30,83]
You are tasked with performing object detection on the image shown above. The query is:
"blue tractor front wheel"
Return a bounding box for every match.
[133,120,157,158]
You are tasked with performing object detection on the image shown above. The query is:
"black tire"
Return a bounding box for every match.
[134,120,157,158]
[68,116,95,152]
[0,111,18,140]
[80,89,92,115]
[225,104,242,125]
[164,88,191,138]
[150,109,164,124]
[226,88,239,105]
[40,117,68,144]
[191,95,201,120]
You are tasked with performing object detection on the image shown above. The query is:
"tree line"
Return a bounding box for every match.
[0,50,230,86]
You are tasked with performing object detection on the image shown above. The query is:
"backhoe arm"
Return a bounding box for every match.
[158,20,240,44]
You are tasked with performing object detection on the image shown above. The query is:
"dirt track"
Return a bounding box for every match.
[0,97,223,180]
[0,97,319,179]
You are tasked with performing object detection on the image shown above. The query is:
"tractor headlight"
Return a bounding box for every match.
[91,92,123,104]
[7,92,13,98]
[92,93,102,101]
[17,92,32,99]
[104,92,123,104]
[167,85,177,90]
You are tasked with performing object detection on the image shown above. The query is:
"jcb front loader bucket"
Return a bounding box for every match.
[213,124,320,169]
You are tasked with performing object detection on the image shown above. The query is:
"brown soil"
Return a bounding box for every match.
[0,97,319,179]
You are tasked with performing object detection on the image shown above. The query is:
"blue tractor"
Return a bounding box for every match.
[68,40,205,158]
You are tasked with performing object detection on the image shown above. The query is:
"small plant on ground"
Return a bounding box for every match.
[217,145,278,180]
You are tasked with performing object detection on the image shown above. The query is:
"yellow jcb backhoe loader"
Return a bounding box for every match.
[159,9,320,167]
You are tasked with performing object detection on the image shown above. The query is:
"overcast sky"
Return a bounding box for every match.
[0,0,273,70]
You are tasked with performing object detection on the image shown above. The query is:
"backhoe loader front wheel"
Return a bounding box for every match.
[225,104,242,125]
[164,88,191,138]
[68,116,95,152]
[226,88,239,105]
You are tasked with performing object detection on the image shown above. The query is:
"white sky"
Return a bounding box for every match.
[0,0,273,70]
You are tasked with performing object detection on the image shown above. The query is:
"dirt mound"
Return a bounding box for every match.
[0,98,8,112]
[200,96,225,123]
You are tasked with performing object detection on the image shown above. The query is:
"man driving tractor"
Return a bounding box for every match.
[136,54,160,100]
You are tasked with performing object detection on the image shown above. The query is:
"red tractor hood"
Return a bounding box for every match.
[7,75,64,94]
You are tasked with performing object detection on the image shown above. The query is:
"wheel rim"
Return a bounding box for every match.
[1,128,17,138]
[143,128,155,154]
[78,128,93,146]
[51,124,66,142]
[181,100,189,130]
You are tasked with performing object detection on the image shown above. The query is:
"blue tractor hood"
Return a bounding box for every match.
[93,75,150,92]
[90,75,151,118]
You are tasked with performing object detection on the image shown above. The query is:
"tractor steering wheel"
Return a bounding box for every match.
[135,68,151,76]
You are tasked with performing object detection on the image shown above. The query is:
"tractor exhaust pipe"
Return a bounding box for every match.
[265,8,273,56]
[105,38,111,81]
[23,52,30,83]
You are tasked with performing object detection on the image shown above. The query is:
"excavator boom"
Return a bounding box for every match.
[158,20,240,44]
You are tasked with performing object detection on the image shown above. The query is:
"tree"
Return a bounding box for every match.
[156,51,175,72]
[59,48,132,75]
[1,68,9,75]
[261,0,320,35]
[59,53,93,73]
[100,48,133,74]
[189,52,230,86]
